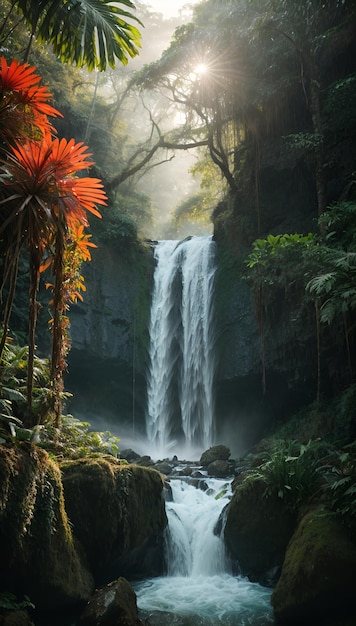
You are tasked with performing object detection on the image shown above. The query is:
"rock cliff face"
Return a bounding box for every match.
[66,244,153,438]
[65,237,318,455]
[0,445,94,613]
[0,445,167,620]
[66,227,343,456]
[60,457,168,584]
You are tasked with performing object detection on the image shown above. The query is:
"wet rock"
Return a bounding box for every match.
[61,458,167,583]
[207,459,230,478]
[134,455,154,467]
[79,578,142,626]
[163,482,173,502]
[0,611,35,626]
[0,445,94,614]
[272,506,356,624]
[224,477,296,583]
[200,445,230,466]
[120,449,140,462]
[153,462,173,476]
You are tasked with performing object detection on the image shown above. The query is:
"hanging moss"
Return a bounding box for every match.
[60,457,167,583]
[0,444,93,613]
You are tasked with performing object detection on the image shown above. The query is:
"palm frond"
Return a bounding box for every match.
[306,272,336,296]
[15,0,142,71]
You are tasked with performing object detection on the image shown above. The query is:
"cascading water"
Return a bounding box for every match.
[138,235,273,624]
[134,477,274,625]
[146,236,217,457]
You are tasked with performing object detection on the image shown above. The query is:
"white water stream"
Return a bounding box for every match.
[140,236,273,624]
[134,478,273,625]
[146,236,217,458]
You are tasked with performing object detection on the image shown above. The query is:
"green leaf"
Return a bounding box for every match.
[16,0,142,71]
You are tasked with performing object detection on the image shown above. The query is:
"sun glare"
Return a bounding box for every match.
[195,63,208,76]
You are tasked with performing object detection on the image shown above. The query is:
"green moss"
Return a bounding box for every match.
[272,506,356,621]
[0,444,93,612]
[60,457,167,581]
[224,477,296,579]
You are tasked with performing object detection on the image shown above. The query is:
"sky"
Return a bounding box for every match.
[142,0,200,18]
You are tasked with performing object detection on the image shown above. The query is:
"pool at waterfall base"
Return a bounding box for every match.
[133,477,274,626]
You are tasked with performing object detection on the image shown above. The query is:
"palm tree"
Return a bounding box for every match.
[3,0,142,71]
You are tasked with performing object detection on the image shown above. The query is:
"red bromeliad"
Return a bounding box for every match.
[0,56,62,140]
[0,56,107,427]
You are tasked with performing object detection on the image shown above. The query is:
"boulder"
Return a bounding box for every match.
[200,445,230,466]
[153,462,173,476]
[271,506,356,624]
[0,611,35,626]
[224,478,296,583]
[207,459,230,477]
[60,457,167,583]
[79,578,142,626]
[0,444,94,613]
[120,449,140,462]
[133,455,154,467]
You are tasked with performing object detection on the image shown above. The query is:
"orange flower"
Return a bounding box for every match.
[0,57,62,140]
[69,223,97,262]
[48,137,95,176]
[0,57,61,118]
[3,136,106,227]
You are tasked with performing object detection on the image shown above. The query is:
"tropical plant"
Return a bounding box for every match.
[321,446,356,529]
[1,0,142,71]
[0,332,54,439]
[35,414,121,459]
[246,439,325,511]
[0,56,107,427]
[0,592,34,611]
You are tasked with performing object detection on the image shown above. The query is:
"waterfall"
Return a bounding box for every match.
[146,236,217,457]
[165,478,230,578]
[134,478,274,625]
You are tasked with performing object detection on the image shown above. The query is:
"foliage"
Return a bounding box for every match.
[244,437,356,528]
[306,251,356,324]
[95,208,137,248]
[321,444,356,529]
[245,222,356,328]
[0,592,34,611]
[246,233,315,269]
[2,0,142,71]
[284,132,323,152]
[0,333,54,437]
[0,335,120,456]
[318,201,356,251]
[245,439,324,511]
[36,415,121,459]
[0,56,107,427]
[171,192,213,237]
[323,75,356,139]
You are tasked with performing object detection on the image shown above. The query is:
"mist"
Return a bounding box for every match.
[91,0,214,240]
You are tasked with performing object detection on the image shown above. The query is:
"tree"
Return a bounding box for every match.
[0,57,107,426]
[260,0,355,218]
[1,0,142,71]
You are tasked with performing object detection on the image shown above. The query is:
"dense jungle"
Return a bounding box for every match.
[0,1,356,625]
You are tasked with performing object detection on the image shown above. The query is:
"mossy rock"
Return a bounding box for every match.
[224,478,296,583]
[60,457,167,583]
[0,444,94,613]
[207,459,230,477]
[0,611,34,626]
[271,506,356,624]
[200,445,230,466]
